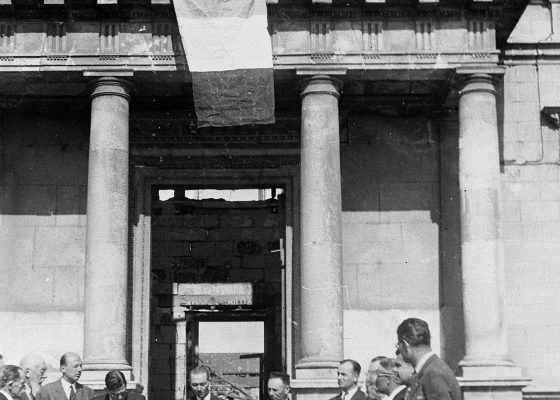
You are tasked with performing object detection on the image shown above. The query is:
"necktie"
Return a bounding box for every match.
[69,385,76,400]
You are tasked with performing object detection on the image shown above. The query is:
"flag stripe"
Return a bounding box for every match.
[175,14,272,72]
[192,68,275,127]
[173,0,266,19]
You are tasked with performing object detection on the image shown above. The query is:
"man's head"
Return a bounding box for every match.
[19,354,47,386]
[60,353,82,384]
[365,372,383,400]
[105,370,128,400]
[337,359,361,392]
[396,318,431,366]
[373,359,399,396]
[267,372,290,400]
[0,365,27,399]
[189,367,210,400]
[394,350,414,386]
[365,356,386,400]
[0,355,4,368]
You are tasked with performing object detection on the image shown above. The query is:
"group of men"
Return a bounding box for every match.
[188,318,461,400]
[1,317,461,400]
[0,353,143,400]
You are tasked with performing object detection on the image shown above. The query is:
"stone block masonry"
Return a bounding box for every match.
[149,197,284,400]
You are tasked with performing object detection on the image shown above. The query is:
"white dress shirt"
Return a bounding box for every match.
[341,386,360,400]
[60,379,76,400]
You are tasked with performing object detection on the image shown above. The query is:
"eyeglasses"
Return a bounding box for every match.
[376,373,397,380]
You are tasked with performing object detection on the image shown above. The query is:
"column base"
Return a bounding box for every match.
[459,358,530,400]
[292,361,340,400]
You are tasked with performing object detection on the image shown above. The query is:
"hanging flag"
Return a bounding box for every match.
[173,0,275,128]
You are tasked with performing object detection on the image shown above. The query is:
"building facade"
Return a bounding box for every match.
[1,1,559,400]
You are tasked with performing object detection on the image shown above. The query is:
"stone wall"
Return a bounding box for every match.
[0,111,89,376]
[149,197,283,400]
[339,114,443,373]
[501,62,560,387]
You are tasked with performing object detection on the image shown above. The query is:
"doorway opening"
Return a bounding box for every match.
[148,186,286,400]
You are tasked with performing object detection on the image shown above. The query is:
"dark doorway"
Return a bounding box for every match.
[149,187,285,400]
[184,307,276,400]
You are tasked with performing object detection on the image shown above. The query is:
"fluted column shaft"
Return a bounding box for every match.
[298,75,343,369]
[83,77,131,372]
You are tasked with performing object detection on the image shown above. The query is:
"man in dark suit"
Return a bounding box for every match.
[396,318,461,400]
[188,367,220,400]
[330,360,368,400]
[267,371,290,400]
[42,353,94,400]
[19,354,48,400]
[92,370,144,400]
[0,365,27,400]
[374,358,406,400]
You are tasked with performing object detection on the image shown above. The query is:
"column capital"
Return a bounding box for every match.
[89,77,132,101]
[457,73,497,96]
[300,75,342,99]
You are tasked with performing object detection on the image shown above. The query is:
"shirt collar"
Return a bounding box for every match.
[60,379,75,394]
[342,386,359,399]
[386,385,407,400]
[0,389,15,400]
[203,393,211,400]
[414,351,435,374]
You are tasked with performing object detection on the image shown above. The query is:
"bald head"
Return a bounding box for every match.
[19,354,47,386]
[60,353,82,384]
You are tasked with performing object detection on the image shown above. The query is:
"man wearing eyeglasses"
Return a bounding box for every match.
[93,370,144,400]
[366,356,387,400]
[0,365,28,400]
[19,354,48,400]
[395,318,461,400]
[373,358,406,400]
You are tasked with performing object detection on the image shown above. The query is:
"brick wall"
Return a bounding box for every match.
[0,111,89,375]
[149,197,283,400]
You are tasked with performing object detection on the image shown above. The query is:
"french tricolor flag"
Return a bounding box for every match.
[173,0,275,128]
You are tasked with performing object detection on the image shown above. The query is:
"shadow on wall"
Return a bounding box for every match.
[0,110,90,312]
[340,112,465,372]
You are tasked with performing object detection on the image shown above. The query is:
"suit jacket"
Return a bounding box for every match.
[42,380,95,400]
[406,355,461,400]
[0,391,10,400]
[188,395,221,400]
[92,392,145,400]
[329,388,368,400]
[392,386,407,400]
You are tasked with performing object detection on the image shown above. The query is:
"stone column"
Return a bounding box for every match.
[297,75,343,378]
[82,77,132,380]
[457,73,528,397]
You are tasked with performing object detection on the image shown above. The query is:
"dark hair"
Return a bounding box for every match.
[268,371,290,386]
[397,318,431,347]
[340,359,361,376]
[105,370,127,391]
[0,365,23,389]
[189,366,210,381]
[370,355,387,364]
[60,354,67,367]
